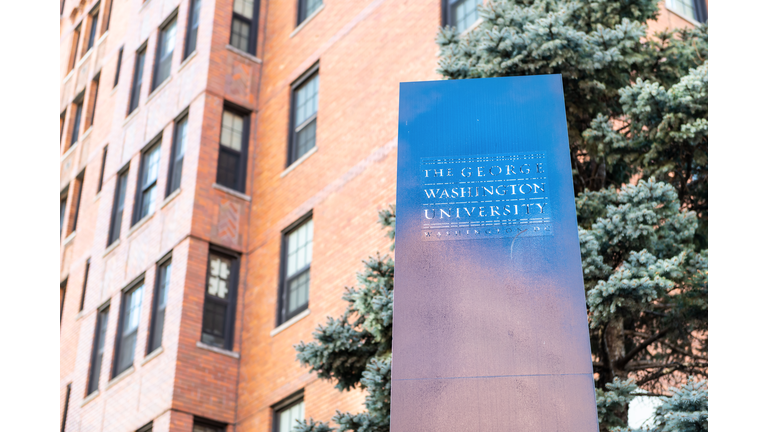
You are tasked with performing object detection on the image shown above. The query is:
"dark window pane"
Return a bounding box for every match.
[281,218,313,322]
[129,48,146,113]
[60,191,68,237]
[230,18,250,52]
[109,171,129,245]
[216,148,240,190]
[114,47,123,88]
[169,117,188,194]
[202,252,237,349]
[115,284,143,374]
[61,383,72,432]
[290,72,319,164]
[277,399,305,432]
[87,307,109,395]
[71,102,83,145]
[153,19,177,90]
[450,0,482,33]
[288,270,309,314]
[295,119,316,160]
[71,173,85,233]
[79,259,91,311]
[185,0,201,58]
[97,146,108,192]
[87,12,99,50]
[149,261,171,353]
[298,0,323,24]
[60,279,68,323]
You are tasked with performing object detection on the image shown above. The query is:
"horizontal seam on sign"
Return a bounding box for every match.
[393,372,593,381]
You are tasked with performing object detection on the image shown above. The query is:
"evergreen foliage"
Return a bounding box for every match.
[292,1,707,430]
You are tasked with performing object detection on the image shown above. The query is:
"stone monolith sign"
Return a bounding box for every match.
[392,75,599,431]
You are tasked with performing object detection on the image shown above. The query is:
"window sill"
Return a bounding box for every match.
[212,183,251,202]
[139,0,153,12]
[127,212,154,238]
[75,310,86,321]
[666,7,701,26]
[146,77,172,104]
[81,126,93,141]
[63,69,75,84]
[178,51,197,73]
[106,366,135,390]
[76,48,94,69]
[80,390,99,407]
[63,231,77,245]
[290,4,325,38]
[196,341,240,359]
[93,191,101,202]
[123,108,140,126]
[225,45,262,64]
[96,30,109,47]
[141,346,164,365]
[61,141,78,161]
[161,188,181,209]
[103,239,121,257]
[271,308,310,337]
[460,18,483,36]
[280,146,317,178]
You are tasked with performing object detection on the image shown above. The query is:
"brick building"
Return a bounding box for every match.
[58,0,706,431]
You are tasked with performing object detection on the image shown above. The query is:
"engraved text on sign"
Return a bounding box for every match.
[420,152,552,241]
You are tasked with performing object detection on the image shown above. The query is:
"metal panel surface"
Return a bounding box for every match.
[392,75,598,430]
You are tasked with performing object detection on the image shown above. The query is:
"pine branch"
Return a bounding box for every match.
[615,326,671,369]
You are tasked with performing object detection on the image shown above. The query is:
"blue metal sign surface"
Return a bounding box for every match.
[392,75,598,431]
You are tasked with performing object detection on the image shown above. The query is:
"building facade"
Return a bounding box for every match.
[59,0,706,431]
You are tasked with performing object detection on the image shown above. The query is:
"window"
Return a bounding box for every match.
[297,0,322,25]
[152,16,177,91]
[60,279,68,323]
[216,107,249,192]
[129,45,147,114]
[193,418,226,432]
[70,170,85,234]
[79,259,91,312]
[61,383,72,432]
[60,109,67,142]
[60,187,69,237]
[288,67,319,165]
[87,305,110,395]
[168,114,188,195]
[113,281,144,376]
[86,74,100,129]
[201,249,239,350]
[274,394,305,432]
[444,0,482,33]
[70,96,84,147]
[230,0,258,54]
[69,24,81,72]
[101,0,114,34]
[666,0,707,22]
[148,258,171,353]
[184,0,202,59]
[108,168,129,245]
[114,47,123,88]
[133,141,161,224]
[137,422,153,432]
[85,4,100,52]
[279,216,313,324]
[97,146,108,193]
